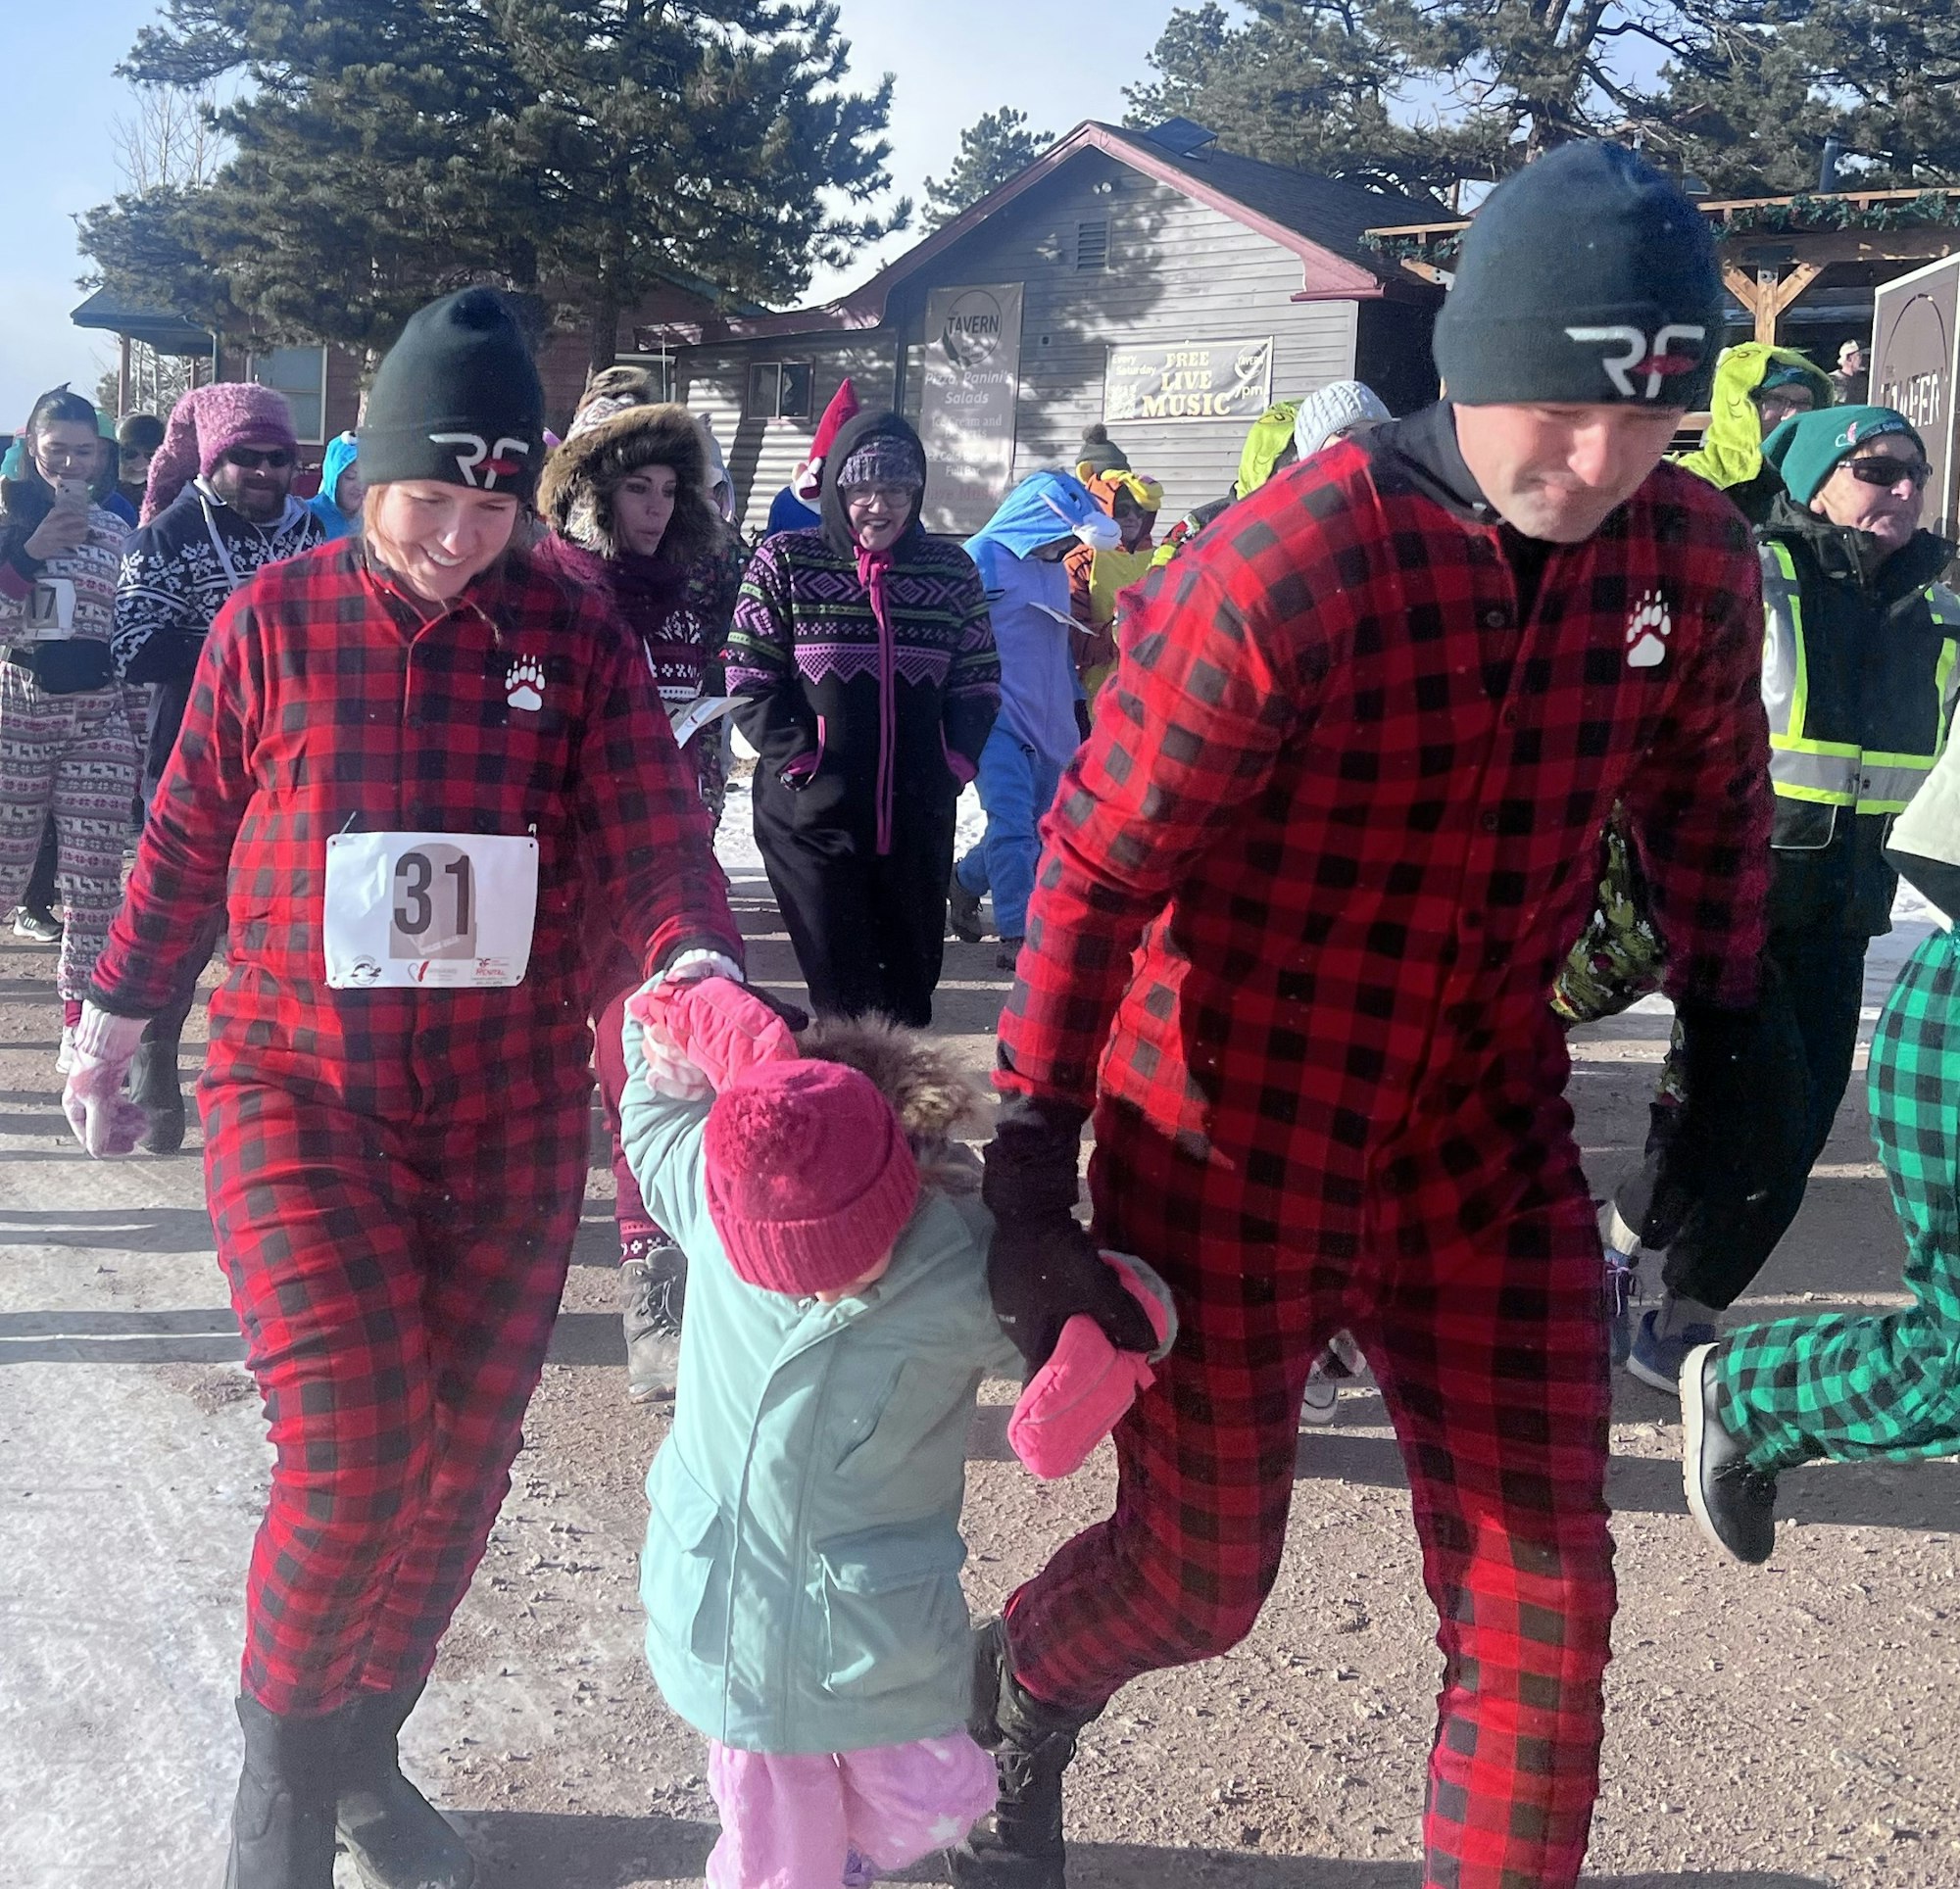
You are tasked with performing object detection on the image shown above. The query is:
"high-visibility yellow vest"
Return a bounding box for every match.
[1759,540,1960,824]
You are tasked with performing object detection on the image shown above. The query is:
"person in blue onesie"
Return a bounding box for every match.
[950,471,1117,968]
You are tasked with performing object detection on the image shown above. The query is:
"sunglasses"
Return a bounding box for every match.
[222,446,295,471]
[1845,455,1931,490]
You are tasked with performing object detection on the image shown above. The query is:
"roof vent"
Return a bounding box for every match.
[1145,117,1219,160]
[1075,218,1109,269]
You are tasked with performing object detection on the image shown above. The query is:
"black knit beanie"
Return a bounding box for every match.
[1434,142,1723,411]
[359,287,545,499]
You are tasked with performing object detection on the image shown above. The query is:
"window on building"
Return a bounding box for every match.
[617,354,676,402]
[1075,219,1109,270]
[247,345,327,443]
[748,362,813,419]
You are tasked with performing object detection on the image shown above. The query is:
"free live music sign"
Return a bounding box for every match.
[1104,336,1274,423]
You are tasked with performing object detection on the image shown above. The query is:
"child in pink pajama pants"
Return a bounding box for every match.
[706,1735,998,1889]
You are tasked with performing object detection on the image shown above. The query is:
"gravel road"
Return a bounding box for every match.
[2,831,1954,1887]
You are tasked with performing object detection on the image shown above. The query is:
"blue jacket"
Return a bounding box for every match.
[619,1026,1019,1756]
[766,486,821,537]
[306,432,360,541]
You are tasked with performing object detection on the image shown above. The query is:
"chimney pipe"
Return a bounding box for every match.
[1819,135,1843,193]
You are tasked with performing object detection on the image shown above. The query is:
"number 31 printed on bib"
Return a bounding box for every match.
[324,832,540,989]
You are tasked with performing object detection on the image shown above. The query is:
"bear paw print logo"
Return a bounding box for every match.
[1625,590,1671,669]
[505,654,545,711]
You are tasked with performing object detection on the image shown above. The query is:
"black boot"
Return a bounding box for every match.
[951,1620,1099,1888]
[336,1684,476,1889]
[948,866,986,944]
[129,1032,187,1155]
[224,1696,341,1889]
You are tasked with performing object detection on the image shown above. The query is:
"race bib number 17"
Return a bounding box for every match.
[323,832,539,990]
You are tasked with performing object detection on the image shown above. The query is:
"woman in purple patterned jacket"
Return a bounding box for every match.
[724,411,999,1025]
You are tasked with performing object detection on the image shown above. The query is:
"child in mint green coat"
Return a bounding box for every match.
[621,980,1173,1886]
[620,987,1022,1888]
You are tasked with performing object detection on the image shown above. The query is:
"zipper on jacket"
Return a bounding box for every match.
[772,1344,839,1746]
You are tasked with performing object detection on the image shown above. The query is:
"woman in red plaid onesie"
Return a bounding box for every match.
[62,289,741,1889]
[957,145,1791,1889]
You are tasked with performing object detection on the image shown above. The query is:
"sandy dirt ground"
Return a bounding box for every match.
[4,808,1958,1888]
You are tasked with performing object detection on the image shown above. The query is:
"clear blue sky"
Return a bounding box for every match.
[0,0,1178,428]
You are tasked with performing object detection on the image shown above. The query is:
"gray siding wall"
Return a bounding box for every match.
[893,152,1361,520]
[680,342,896,538]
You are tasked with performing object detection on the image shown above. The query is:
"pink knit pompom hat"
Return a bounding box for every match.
[703,1060,920,1296]
[141,382,300,522]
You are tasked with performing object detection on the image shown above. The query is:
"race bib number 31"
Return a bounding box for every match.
[324,832,539,990]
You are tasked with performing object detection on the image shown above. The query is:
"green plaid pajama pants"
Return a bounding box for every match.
[1717,925,1960,1473]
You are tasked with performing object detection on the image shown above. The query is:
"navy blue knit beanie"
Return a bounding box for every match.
[1434,142,1723,411]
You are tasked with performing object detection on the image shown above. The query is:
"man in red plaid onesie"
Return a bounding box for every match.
[64,290,742,1889]
[957,144,1788,1889]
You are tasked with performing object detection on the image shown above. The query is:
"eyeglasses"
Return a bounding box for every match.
[222,447,295,471]
[1845,456,1932,490]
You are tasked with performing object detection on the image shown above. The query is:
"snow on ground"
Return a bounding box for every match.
[713,767,987,882]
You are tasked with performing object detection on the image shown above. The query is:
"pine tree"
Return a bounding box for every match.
[1120,0,1960,198]
[87,0,908,370]
[921,109,1054,229]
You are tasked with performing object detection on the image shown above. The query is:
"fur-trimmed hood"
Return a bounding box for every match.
[795,1015,982,1146]
[537,398,718,566]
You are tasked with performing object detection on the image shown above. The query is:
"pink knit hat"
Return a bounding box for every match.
[141,383,301,522]
[703,1060,920,1296]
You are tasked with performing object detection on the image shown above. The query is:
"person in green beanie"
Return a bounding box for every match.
[1599,403,1960,1398]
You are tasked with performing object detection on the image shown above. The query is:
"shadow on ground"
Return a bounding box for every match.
[454,1810,1828,1888]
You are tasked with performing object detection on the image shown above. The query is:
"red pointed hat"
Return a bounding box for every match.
[794,378,860,499]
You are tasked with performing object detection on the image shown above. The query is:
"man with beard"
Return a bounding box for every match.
[111,384,324,1151]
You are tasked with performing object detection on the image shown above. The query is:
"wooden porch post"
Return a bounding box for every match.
[1722,262,1825,347]
[117,335,131,420]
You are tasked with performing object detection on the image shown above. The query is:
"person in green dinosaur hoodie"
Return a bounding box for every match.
[1552,340,1838,1350]
[1674,342,1834,523]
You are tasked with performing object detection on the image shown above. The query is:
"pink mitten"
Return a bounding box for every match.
[1007,1253,1177,1480]
[664,976,799,1090]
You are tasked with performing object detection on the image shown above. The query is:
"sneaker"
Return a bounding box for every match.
[13,905,60,944]
[1681,1341,1778,1564]
[1300,1354,1342,1427]
[56,1025,75,1075]
[1600,1205,1642,1367]
[1626,1304,1720,1396]
[949,868,986,944]
[951,1620,1093,1889]
[621,1241,686,1404]
[996,938,1024,974]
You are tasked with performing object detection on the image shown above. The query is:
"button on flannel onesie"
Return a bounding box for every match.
[91,540,737,1715]
[994,420,1774,1889]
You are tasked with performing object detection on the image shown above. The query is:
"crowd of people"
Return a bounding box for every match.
[15,131,1960,1889]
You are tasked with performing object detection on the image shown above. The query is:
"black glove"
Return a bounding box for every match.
[750,986,810,1034]
[982,1096,1159,1371]
[1644,957,1808,1250]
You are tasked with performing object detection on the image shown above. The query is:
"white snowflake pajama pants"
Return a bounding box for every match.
[0,666,138,1000]
[704,1732,997,1887]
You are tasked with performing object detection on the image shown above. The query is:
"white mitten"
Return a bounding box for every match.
[62,1003,150,1158]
